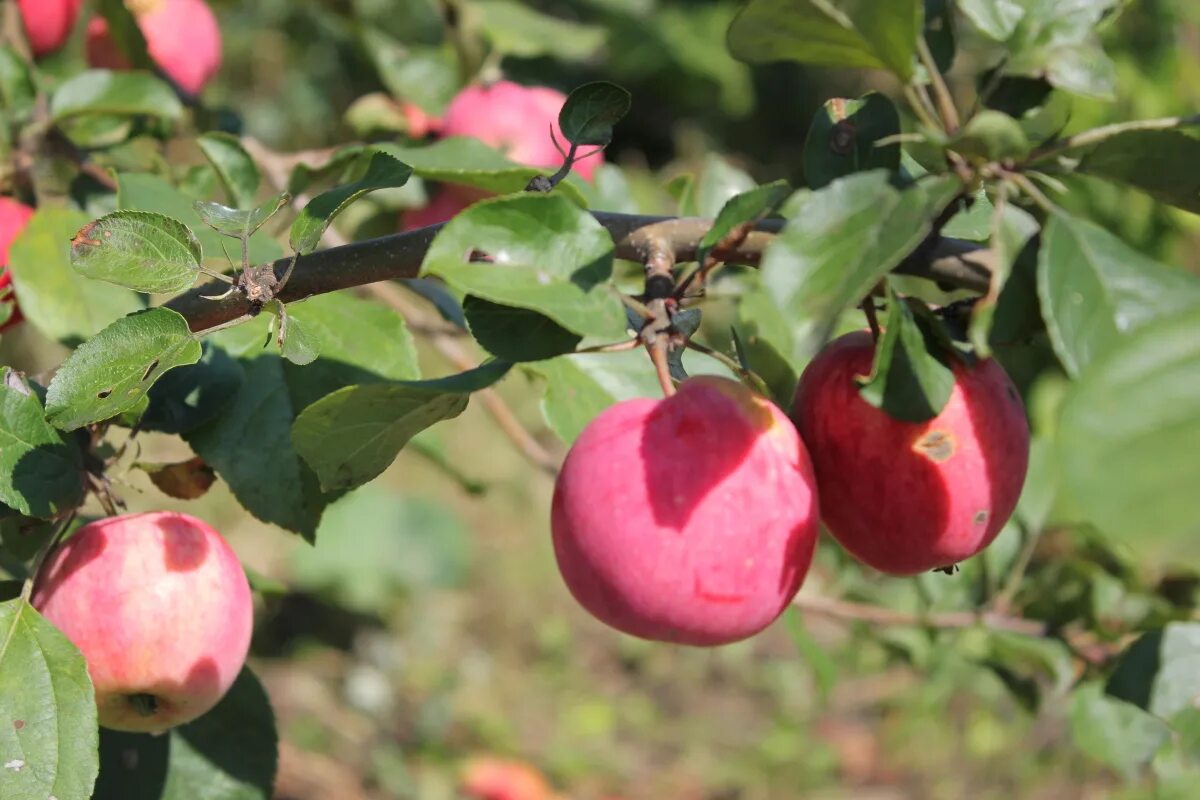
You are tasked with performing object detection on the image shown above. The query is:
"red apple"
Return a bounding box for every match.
[461,757,554,800]
[86,0,222,96]
[551,376,820,646]
[441,80,603,182]
[791,331,1030,576]
[32,511,254,733]
[0,197,35,332]
[400,189,470,231]
[17,0,82,57]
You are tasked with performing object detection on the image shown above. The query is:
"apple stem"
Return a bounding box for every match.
[862,295,882,342]
[648,340,676,397]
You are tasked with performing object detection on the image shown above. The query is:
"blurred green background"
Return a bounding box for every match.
[13,1,1200,798]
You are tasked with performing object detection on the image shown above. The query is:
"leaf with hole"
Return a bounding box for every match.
[70,210,203,294]
[421,193,627,339]
[804,94,901,190]
[45,308,203,431]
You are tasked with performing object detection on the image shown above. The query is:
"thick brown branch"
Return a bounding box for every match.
[166,213,992,333]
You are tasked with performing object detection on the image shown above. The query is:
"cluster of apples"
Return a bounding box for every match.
[18,0,221,95]
[402,79,604,229]
[552,333,1030,646]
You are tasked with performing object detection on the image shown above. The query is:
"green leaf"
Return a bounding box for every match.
[421,193,627,339]
[1037,213,1200,377]
[1075,129,1200,215]
[956,0,1024,40]
[197,133,262,209]
[359,33,458,115]
[727,0,922,80]
[475,0,607,61]
[50,70,183,122]
[695,153,756,219]
[290,151,413,254]
[951,110,1031,161]
[70,210,203,294]
[0,370,85,518]
[119,173,284,269]
[94,668,276,800]
[761,171,960,362]
[7,207,143,342]
[1108,623,1200,721]
[193,194,290,241]
[292,361,513,492]
[291,486,471,615]
[804,93,901,190]
[0,599,98,800]
[997,0,1118,100]
[94,0,154,70]
[184,356,327,541]
[529,350,662,444]
[558,82,631,147]
[0,46,36,122]
[1057,307,1200,543]
[45,308,203,431]
[378,139,588,206]
[857,288,955,422]
[141,343,244,434]
[1070,682,1170,781]
[697,180,791,267]
[464,296,582,362]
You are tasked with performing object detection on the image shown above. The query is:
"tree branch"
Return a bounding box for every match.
[793,593,1046,637]
[166,213,992,332]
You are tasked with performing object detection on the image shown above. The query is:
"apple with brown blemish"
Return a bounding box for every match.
[32,512,253,733]
[791,331,1030,576]
[551,376,820,646]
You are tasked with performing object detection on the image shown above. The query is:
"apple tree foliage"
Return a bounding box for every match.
[1,1,1200,797]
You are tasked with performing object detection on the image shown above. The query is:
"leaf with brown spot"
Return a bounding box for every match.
[138,457,217,500]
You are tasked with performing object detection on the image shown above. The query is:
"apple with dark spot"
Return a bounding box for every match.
[791,331,1030,576]
[551,376,819,646]
[32,511,253,733]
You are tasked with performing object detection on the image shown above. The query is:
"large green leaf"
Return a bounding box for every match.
[94,668,276,800]
[358,32,458,115]
[476,0,607,61]
[760,171,959,362]
[184,356,328,541]
[196,133,262,210]
[1070,682,1171,781]
[292,361,512,493]
[421,193,627,339]
[290,151,413,254]
[727,0,922,80]
[0,599,98,800]
[0,370,84,518]
[463,296,582,362]
[45,308,203,431]
[1108,623,1200,721]
[70,211,203,294]
[49,70,182,121]
[1057,307,1200,543]
[1037,213,1200,377]
[1075,129,1200,215]
[804,93,901,190]
[6,207,143,342]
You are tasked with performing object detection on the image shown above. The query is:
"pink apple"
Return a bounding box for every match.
[791,331,1030,576]
[86,0,222,96]
[400,189,471,231]
[551,376,820,646]
[32,511,254,733]
[461,757,554,800]
[17,0,82,57]
[441,80,603,182]
[0,197,34,332]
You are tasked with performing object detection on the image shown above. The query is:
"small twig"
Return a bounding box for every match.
[647,339,675,397]
[1024,115,1199,165]
[862,295,881,341]
[917,37,960,134]
[793,593,1046,637]
[573,338,640,354]
[683,339,770,396]
[1005,171,1058,214]
[905,85,942,133]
